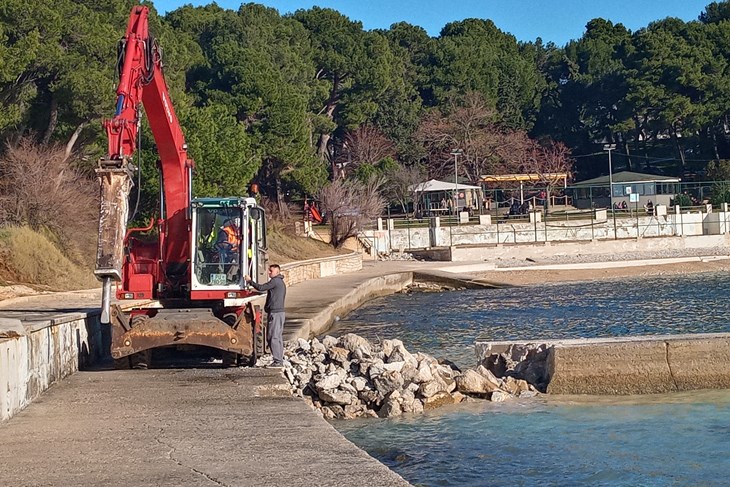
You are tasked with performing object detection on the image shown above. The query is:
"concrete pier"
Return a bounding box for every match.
[0,367,409,486]
[0,258,415,486]
[476,334,730,395]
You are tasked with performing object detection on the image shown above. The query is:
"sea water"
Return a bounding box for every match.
[330,272,730,368]
[329,272,730,486]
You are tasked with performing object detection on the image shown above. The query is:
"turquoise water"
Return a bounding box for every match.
[337,391,730,487]
[330,272,730,368]
[329,273,730,486]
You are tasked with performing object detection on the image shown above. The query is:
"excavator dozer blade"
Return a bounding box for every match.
[109,305,255,360]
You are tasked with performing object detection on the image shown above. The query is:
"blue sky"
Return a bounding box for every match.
[153,0,713,45]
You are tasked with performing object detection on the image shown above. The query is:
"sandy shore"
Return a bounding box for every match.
[473,258,730,286]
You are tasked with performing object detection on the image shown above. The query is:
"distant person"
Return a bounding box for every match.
[245,264,287,367]
[303,198,311,222]
[645,200,654,214]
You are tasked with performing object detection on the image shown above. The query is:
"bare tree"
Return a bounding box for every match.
[536,140,574,208]
[383,164,426,214]
[417,92,505,182]
[417,92,575,206]
[0,138,98,264]
[317,177,385,248]
[335,125,396,178]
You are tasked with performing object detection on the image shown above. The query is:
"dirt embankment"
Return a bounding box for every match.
[0,221,347,301]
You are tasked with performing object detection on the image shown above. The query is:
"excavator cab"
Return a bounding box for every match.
[190,197,267,295]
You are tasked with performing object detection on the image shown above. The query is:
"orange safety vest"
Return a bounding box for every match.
[222,225,240,250]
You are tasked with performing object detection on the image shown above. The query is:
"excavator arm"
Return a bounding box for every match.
[95,5,193,322]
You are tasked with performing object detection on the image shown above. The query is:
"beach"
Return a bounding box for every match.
[472,247,730,286]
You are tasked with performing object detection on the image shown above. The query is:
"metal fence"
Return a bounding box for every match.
[362,204,730,252]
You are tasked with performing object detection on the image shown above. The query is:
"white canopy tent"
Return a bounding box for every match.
[409,179,483,215]
[410,179,482,193]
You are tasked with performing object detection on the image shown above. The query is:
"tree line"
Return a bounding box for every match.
[1,0,729,219]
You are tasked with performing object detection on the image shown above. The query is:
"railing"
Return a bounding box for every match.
[364,204,730,251]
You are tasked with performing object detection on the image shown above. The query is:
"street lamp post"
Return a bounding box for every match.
[450,149,463,223]
[604,143,617,239]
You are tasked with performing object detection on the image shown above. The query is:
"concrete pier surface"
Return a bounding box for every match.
[0,366,409,487]
[0,260,489,487]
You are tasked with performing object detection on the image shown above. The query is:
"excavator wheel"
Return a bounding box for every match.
[113,356,131,369]
[113,350,151,370]
[113,315,152,370]
[241,304,266,367]
[221,313,241,368]
[253,305,266,359]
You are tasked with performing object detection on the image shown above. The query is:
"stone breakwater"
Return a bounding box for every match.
[282,333,539,419]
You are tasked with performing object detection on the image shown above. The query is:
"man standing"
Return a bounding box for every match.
[245,265,286,367]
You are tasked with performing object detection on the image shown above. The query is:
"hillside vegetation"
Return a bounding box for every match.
[0,226,97,291]
[0,224,346,292]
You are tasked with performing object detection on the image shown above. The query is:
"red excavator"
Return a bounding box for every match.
[95,5,268,368]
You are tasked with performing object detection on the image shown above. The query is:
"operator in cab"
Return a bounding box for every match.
[216,217,240,255]
[216,217,241,280]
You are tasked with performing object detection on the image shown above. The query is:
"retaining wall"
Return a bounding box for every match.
[0,315,105,421]
[413,233,730,262]
[281,252,362,286]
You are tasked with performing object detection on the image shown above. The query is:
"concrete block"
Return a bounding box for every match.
[377,217,383,231]
[547,341,675,395]
[387,219,395,230]
[529,210,542,223]
[595,209,607,222]
[655,205,667,217]
[479,214,491,225]
[667,337,730,390]
[459,212,469,224]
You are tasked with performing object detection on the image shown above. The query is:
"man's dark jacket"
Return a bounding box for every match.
[249,274,286,313]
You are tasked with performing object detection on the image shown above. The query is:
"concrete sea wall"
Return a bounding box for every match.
[0,314,105,421]
[476,334,730,395]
